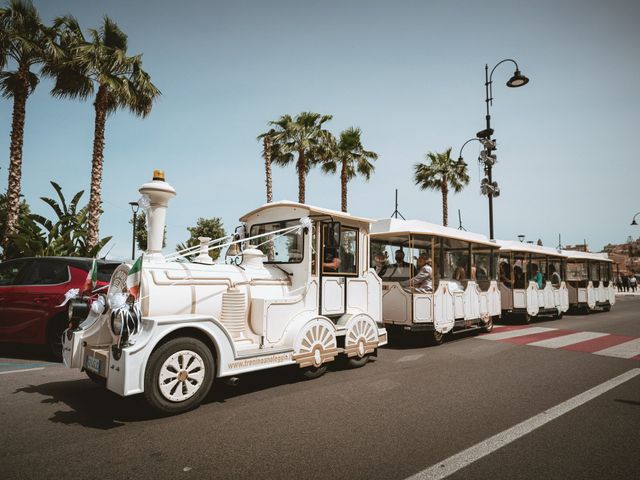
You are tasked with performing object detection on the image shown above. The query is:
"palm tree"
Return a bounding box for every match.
[413,147,469,227]
[258,112,333,204]
[262,133,273,203]
[44,15,160,249]
[322,127,378,212]
[0,0,57,248]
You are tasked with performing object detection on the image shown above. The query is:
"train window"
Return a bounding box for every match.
[439,238,470,288]
[589,262,601,281]
[499,254,512,288]
[513,254,527,289]
[566,262,588,281]
[322,225,358,275]
[371,237,413,281]
[472,245,495,291]
[250,219,304,264]
[549,259,563,287]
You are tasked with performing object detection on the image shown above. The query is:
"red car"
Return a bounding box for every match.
[0,257,121,360]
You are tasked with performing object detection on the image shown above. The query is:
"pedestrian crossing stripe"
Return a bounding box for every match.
[480,326,640,360]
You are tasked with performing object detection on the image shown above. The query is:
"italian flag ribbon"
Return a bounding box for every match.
[127,256,143,299]
[83,259,98,293]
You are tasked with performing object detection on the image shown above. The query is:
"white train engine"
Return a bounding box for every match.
[63,172,387,413]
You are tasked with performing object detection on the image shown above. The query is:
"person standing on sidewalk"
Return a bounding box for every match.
[630,275,637,292]
[622,275,630,292]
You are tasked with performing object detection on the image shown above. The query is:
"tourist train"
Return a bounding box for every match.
[62,172,616,413]
[369,219,500,344]
[63,172,387,413]
[562,250,615,312]
[496,240,570,322]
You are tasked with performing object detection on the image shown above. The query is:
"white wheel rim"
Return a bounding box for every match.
[158,350,206,402]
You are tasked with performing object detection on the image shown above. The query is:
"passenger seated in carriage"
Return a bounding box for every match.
[384,249,413,278]
[373,252,389,276]
[401,254,433,293]
[549,264,561,287]
[530,263,543,288]
[513,264,525,288]
[499,261,512,288]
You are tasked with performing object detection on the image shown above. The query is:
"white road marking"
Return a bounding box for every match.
[0,367,45,375]
[397,354,424,362]
[527,331,609,348]
[480,327,554,341]
[405,368,640,480]
[593,338,640,359]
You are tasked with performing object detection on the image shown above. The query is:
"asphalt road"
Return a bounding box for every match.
[1,297,638,480]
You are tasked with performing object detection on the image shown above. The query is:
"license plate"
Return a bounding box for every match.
[85,355,101,374]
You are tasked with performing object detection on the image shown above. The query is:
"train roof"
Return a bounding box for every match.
[561,250,613,262]
[496,240,566,257]
[239,200,374,225]
[370,218,495,247]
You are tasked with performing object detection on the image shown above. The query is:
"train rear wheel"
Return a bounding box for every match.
[301,365,327,379]
[481,316,494,333]
[431,330,444,345]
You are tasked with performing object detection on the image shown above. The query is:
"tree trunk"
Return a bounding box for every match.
[297,150,306,204]
[264,137,273,203]
[87,85,109,250]
[341,160,348,212]
[441,181,449,227]
[2,64,30,251]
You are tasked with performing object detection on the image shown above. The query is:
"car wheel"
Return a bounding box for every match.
[144,337,214,415]
[46,315,67,362]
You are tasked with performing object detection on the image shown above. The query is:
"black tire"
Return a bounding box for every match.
[523,313,532,324]
[346,355,370,368]
[482,316,494,333]
[46,315,67,362]
[301,365,327,379]
[430,329,444,345]
[602,305,611,312]
[556,311,564,320]
[144,337,215,415]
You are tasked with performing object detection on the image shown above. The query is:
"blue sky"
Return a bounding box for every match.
[1,0,639,260]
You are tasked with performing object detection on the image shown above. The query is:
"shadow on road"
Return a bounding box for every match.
[13,361,355,427]
[14,379,154,429]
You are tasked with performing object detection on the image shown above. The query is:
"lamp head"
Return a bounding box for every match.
[507,69,529,88]
[128,201,140,214]
[457,156,467,167]
[632,219,638,226]
[518,234,525,242]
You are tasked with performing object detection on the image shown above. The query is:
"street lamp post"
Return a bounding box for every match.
[129,201,140,260]
[631,212,640,225]
[476,59,529,240]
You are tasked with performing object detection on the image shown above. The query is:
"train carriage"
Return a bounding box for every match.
[497,241,570,322]
[562,250,615,312]
[369,218,501,344]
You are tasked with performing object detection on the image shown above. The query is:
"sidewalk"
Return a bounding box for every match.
[615,290,640,296]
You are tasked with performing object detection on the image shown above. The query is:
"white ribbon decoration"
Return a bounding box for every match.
[57,288,80,307]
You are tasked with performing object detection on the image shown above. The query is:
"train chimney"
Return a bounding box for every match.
[139,170,176,262]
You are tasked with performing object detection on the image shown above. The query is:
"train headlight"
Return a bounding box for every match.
[68,299,90,328]
[110,311,124,336]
